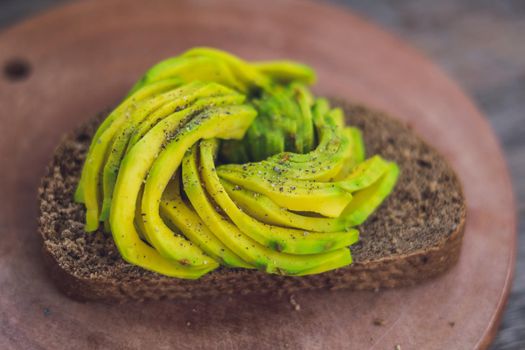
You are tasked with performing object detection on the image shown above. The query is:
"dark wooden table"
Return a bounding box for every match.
[1,0,523,349]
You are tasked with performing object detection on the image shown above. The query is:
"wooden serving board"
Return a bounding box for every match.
[0,0,516,349]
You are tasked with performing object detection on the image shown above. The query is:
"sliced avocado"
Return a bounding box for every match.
[199,139,359,254]
[217,98,365,214]
[340,162,400,225]
[253,60,316,85]
[79,79,182,231]
[75,48,398,279]
[99,83,239,221]
[129,55,245,94]
[138,103,257,266]
[182,143,354,275]
[259,92,290,157]
[223,180,349,232]
[109,84,253,274]
[181,47,271,91]
[220,126,350,182]
[131,48,317,96]
[220,83,319,164]
[338,155,390,192]
[244,84,315,161]
[217,154,390,218]
[251,105,350,181]
[248,113,266,161]
[126,86,242,152]
[222,158,394,232]
[221,100,351,184]
[291,83,315,153]
[75,78,184,204]
[217,166,353,217]
[265,123,362,182]
[110,117,215,270]
[272,86,303,154]
[160,175,252,268]
[333,127,365,181]
[99,82,207,222]
[329,106,345,129]
[264,102,343,165]
[104,236,216,279]
[262,98,335,164]
[238,87,294,162]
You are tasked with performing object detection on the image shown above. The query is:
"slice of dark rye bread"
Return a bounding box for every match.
[38,102,466,302]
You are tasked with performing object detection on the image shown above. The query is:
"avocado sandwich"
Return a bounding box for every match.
[38,48,465,301]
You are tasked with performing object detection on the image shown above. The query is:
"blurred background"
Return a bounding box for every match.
[1,0,523,348]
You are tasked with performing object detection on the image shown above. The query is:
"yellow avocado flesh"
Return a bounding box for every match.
[99,83,242,221]
[129,56,246,96]
[252,60,316,85]
[99,82,210,222]
[333,127,366,180]
[223,159,395,232]
[219,111,353,182]
[138,104,256,265]
[219,105,355,189]
[263,99,333,164]
[199,139,359,254]
[181,47,272,90]
[340,162,400,225]
[215,155,390,219]
[217,167,353,217]
[78,79,183,230]
[75,78,184,204]
[110,89,253,262]
[223,180,349,232]
[109,84,254,275]
[182,144,353,275]
[75,47,398,279]
[160,176,252,268]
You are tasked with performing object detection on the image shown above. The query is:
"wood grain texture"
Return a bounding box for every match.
[0,0,517,349]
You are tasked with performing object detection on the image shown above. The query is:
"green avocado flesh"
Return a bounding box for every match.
[75,47,399,278]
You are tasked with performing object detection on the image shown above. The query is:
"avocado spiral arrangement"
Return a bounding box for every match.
[75,48,399,278]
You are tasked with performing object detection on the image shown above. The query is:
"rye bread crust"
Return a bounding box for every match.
[38,103,466,302]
